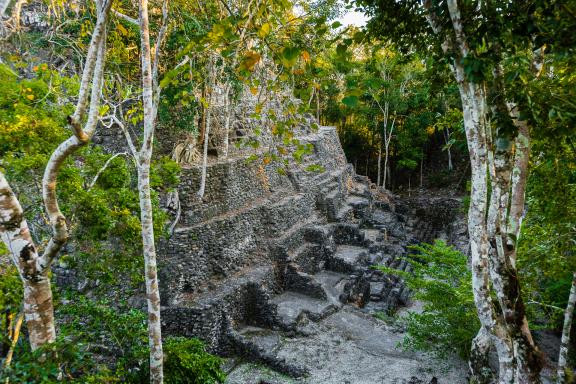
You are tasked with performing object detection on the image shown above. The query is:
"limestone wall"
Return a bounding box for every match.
[158,127,352,306]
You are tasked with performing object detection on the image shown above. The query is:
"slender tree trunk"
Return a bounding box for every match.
[383,143,389,189]
[222,85,231,158]
[198,80,212,198]
[419,152,423,188]
[377,137,382,187]
[558,272,576,384]
[138,0,166,381]
[444,128,453,171]
[137,162,163,384]
[0,173,57,349]
[198,105,211,198]
[316,86,320,123]
[0,0,110,350]
[441,1,542,381]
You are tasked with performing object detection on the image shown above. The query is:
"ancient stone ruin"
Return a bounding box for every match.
[157,126,469,383]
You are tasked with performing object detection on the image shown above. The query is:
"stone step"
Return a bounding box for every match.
[290,243,324,274]
[333,204,354,223]
[312,270,349,304]
[237,326,282,353]
[362,228,383,244]
[346,195,370,207]
[327,245,368,273]
[268,215,319,260]
[271,292,340,328]
[285,264,327,299]
[229,327,308,378]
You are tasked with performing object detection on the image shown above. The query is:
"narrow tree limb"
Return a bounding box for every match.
[87,152,129,190]
[152,0,169,109]
[39,32,108,271]
[557,272,576,383]
[69,0,112,137]
[446,0,469,56]
[112,8,137,25]
[3,310,24,369]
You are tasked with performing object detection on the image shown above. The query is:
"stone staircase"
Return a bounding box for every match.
[158,127,468,382]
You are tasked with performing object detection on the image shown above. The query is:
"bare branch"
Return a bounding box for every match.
[69,0,113,138]
[39,8,110,271]
[112,114,139,159]
[152,0,169,104]
[88,152,129,190]
[112,8,138,25]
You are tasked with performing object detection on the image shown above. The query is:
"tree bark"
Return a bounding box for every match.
[377,136,382,187]
[222,84,231,158]
[0,0,110,350]
[443,1,542,381]
[0,0,10,17]
[444,128,453,171]
[557,272,576,383]
[198,56,215,198]
[138,0,166,381]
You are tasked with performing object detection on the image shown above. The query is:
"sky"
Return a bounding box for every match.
[335,9,368,27]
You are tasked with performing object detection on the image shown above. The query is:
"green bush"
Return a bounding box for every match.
[2,299,225,382]
[164,337,226,384]
[377,240,479,359]
[0,339,116,383]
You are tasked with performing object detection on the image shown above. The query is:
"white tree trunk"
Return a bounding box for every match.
[0,172,57,349]
[198,106,211,198]
[222,85,232,158]
[198,57,215,198]
[136,162,163,384]
[557,272,576,383]
[444,1,541,380]
[0,0,110,350]
[137,0,167,381]
[444,128,453,171]
[377,136,382,187]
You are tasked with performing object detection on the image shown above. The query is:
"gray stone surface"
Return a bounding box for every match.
[153,125,470,382]
[226,308,468,384]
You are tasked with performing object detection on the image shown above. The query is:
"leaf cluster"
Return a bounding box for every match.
[377,240,479,359]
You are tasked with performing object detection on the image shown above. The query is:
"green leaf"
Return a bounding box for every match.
[341,95,358,107]
[281,46,301,67]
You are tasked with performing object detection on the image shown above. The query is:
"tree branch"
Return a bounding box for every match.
[88,152,129,190]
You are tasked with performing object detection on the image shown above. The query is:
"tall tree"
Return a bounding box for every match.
[355,0,575,381]
[113,0,169,381]
[0,0,111,350]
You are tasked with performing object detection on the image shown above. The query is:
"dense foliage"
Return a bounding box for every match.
[378,240,478,359]
[2,298,224,382]
[0,0,575,380]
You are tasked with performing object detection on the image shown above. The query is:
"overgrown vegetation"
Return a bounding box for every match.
[1,298,225,383]
[0,0,575,381]
[378,240,478,359]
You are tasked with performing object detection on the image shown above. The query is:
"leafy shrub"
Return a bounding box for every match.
[377,240,479,359]
[2,299,226,382]
[60,299,224,383]
[0,339,116,383]
[163,337,226,384]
